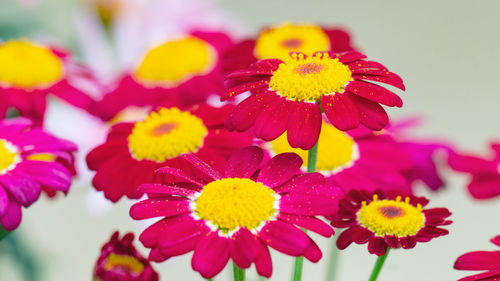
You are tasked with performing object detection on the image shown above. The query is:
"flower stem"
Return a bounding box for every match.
[325,233,340,281]
[0,225,10,241]
[292,142,319,281]
[233,262,245,281]
[368,249,390,281]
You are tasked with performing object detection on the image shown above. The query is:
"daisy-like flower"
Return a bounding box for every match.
[0,39,97,125]
[454,235,500,281]
[86,104,253,202]
[224,51,405,150]
[223,22,354,74]
[0,118,77,230]
[130,146,342,278]
[448,142,500,199]
[330,189,452,256]
[95,31,232,121]
[94,231,159,281]
[267,120,412,193]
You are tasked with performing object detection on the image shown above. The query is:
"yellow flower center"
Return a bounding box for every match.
[254,23,331,61]
[270,122,358,173]
[0,40,63,89]
[269,53,352,102]
[357,195,425,237]
[134,36,216,87]
[195,178,277,233]
[127,108,208,162]
[0,139,20,174]
[27,153,56,161]
[105,253,145,273]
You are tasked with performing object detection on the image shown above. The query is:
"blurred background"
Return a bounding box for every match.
[0,0,499,280]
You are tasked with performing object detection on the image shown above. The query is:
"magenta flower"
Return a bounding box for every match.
[0,118,77,230]
[454,235,500,281]
[94,231,159,281]
[0,39,97,126]
[448,142,500,199]
[224,51,405,150]
[130,146,342,279]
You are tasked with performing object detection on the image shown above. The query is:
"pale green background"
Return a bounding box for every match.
[0,0,499,280]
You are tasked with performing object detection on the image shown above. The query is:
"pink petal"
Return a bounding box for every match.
[467,175,500,200]
[352,74,405,91]
[50,80,97,112]
[257,153,302,188]
[346,81,403,107]
[448,152,499,174]
[181,154,222,180]
[287,101,322,150]
[304,237,322,262]
[254,96,293,141]
[139,215,193,248]
[191,232,230,279]
[0,187,7,216]
[255,241,273,278]
[274,173,326,193]
[348,93,389,130]
[225,91,274,131]
[322,93,361,131]
[0,197,22,230]
[454,251,500,270]
[223,80,269,100]
[158,221,209,257]
[491,236,500,247]
[336,227,357,249]
[224,146,264,178]
[0,172,41,207]
[457,270,500,281]
[333,51,367,64]
[137,184,197,197]
[156,167,206,187]
[17,161,72,192]
[0,117,32,139]
[278,213,334,237]
[130,198,191,220]
[229,228,260,269]
[259,220,310,256]
[368,236,387,256]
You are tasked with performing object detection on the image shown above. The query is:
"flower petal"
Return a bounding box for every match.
[191,232,230,279]
[224,146,264,178]
[322,93,360,131]
[286,101,322,150]
[130,198,191,220]
[254,96,293,141]
[257,153,302,188]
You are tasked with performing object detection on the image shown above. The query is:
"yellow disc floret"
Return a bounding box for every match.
[357,195,425,237]
[270,121,358,173]
[255,23,330,61]
[105,253,145,273]
[195,178,277,233]
[127,108,208,162]
[0,139,20,174]
[134,36,216,87]
[0,40,63,89]
[269,52,352,102]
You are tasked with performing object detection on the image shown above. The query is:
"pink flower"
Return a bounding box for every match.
[454,235,500,281]
[0,39,97,126]
[0,118,77,230]
[224,51,405,150]
[130,146,343,278]
[87,104,253,202]
[330,189,452,256]
[448,142,500,199]
[94,231,159,281]
[223,22,354,74]
[93,31,233,121]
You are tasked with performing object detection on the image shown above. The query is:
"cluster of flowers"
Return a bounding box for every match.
[0,17,499,281]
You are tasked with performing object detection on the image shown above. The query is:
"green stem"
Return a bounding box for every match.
[0,225,10,241]
[325,233,340,281]
[292,142,319,281]
[233,262,245,281]
[368,249,390,281]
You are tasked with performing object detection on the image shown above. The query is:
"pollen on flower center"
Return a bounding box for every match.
[134,36,216,87]
[195,178,277,233]
[270,121,358,173]
[105,253,145,274]
[0,40,63,89]
[255,23,330,60]
[0,139,20,174]
[269,53,352,102]
[357,195,425,237]
[127,108,208,162]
